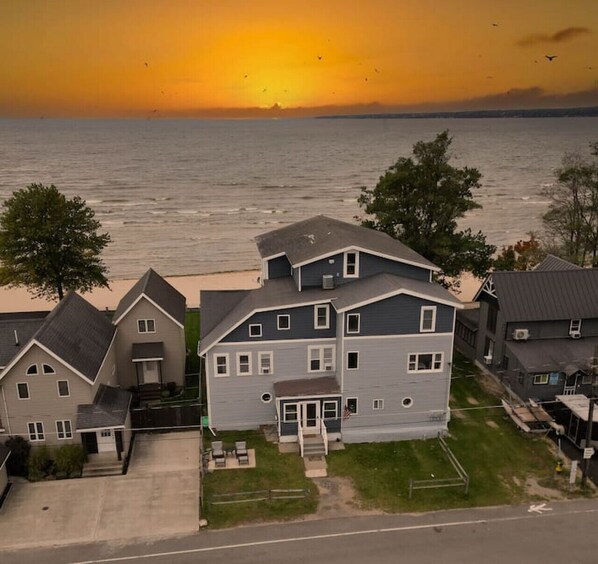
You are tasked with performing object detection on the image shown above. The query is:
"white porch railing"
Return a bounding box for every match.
[321,418,329,455]
[298,420,305,457]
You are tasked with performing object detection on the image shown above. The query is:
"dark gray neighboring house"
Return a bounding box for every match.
[456,260,598,402]
[201,215,463,448]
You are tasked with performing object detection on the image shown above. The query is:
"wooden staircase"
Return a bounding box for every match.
[302,435,327,457]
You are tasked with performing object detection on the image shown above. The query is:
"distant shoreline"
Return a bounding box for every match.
[316,106,598,120]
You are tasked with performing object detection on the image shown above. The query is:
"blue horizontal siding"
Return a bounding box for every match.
[267,255,292,279]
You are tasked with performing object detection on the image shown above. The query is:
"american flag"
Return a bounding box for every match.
[343,405,352,419]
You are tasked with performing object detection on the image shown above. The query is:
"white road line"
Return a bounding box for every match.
[71,507,598,564]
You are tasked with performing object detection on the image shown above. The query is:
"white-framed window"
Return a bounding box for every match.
[570,319,582,333]
[57,380,70,397]
[533,374,549,385]
[138,319,156,333]
[56,420,72,440]
[214,354,229,377]
[236,352,252,375]
[249,323,262,338]
[260,392,272,403]
[407,352,443,372]
[373,399,384,410]
[277,314,291,331]
[42,364,56,375]
[344,251,359,278]
[402,397,413,408]
[323,401,338,419]
[314,304,330,329]
[26,364,38,376]
[28,421,44,441]
[101,429,112,438]
[258,352,274,375]
[347,351,359,370]
[308,345,335,372]
[420,306,437,332]
[346,397,358,415]
[283,403,298,422]
[346,313,360,334]
[17,382,30,400]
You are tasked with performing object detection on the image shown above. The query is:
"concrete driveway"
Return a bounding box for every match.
[0,431,200,549]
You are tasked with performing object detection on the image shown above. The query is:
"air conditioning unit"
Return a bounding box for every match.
[322,275,334,290]
[262,367,270,374]
[570,330,582,339]
[483,355,493,365]
[513,328,530,341]
[324,364,333,371]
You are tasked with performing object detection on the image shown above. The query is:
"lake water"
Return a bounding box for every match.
[1,117,596,279]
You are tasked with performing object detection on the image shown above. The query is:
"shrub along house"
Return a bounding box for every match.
[113,268,187,400]
[0,293,132,469]
[200,215,462,454]
[456,256,598,402]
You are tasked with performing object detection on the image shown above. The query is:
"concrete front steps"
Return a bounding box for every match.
[302,435,328,477]
[82,457,123,478]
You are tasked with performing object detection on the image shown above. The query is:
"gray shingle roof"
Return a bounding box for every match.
[534,255,582,272]
[490,269,598,322]
[76,384,132,430]
[0,312,47,368]
[132,341,164,361]
[34,293,116,383]
[201,290,248,336]
[273,376,340,398]
[254,215,438,270]
[114,268,186,326]
[506,338,595,374]
[200,273,462,353]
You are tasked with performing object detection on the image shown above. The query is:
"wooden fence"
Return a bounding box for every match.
[130,402,201,431]
[209,488,310,505]
[408,435,469,498]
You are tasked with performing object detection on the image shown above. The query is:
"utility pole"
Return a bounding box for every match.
[581,345,598,488]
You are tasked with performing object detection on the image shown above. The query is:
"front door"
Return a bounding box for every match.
[142,361,160,384]
[564,373,579,395]
[300,402,320,433]
[97,429,116,453]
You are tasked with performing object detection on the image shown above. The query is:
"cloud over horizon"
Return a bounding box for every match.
[517,26,592,47]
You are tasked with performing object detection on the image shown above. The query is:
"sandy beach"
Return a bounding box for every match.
[0,269,482,314]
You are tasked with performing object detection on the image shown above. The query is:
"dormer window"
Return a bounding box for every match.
[344,251,359,278]
[570,319,582,335]
[420,306,437,333]
[249,324,262,338]
[314,305,330,329]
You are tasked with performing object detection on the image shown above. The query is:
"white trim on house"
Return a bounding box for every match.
[307,344,336,373]
[210,337,337,347]
[16,382,30,400]
[337,288,462,313]
[42,363,56,375]
[346,397,358,415]
[347,351,359,370]
[214,353,230,377]
[298,267,302,291]
[277,314,291,330]
[75,424,126,433]
[344,332,453,341]
[419,306,437,333]
[473,275,496,302]
[113,294,184,328]
[56,419,73,440]
[314,304,330,329]
[236,352,252,376]
[372,399,384,410]
[258,351,274,375]
[26,363,39,375]
[137,318,156,334]
[291,245,441,272]
[346,313,360,334]
[249,324,263,338]
[322,400,338,419]
[263,252,286,282]
[131,357,163,363]
[1,386,11,434]
[95,329,118,384]
[27,421,45,441]
[407,352,444,373]
[343,250,360,278]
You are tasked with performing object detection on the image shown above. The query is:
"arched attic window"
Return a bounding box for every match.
[42,364,56,375]
[26,364,38,376]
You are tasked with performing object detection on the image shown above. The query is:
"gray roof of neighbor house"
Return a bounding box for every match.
[32,292,116,383]
[114,268,186,326]
[506,338,595,375]
[200,273,462,353]
[200,290,249,336]
[76,384,132,430]
[0,312,48,368]
[534,255,582,272]
[488,269,598,322]
[254,215,439,271]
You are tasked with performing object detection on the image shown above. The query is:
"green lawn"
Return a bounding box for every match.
[185,309,200,374]
[328,353,583,512]
[202,431,318,528]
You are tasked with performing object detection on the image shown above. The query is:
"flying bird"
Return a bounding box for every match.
[545,55,557,61]
[144,62,148,67]
[492,23,498,27]
[244,74,248,78]
[317,55,322,60]
[374,68,379,73]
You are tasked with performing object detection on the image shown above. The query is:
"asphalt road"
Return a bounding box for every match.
[4,498,598,564]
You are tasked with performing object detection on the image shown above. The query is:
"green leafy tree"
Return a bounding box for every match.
[493,234,546,271]
[358,130,495,287]
[542,142,598,267]
[0,183,110,300]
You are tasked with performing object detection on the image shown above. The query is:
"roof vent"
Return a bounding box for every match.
[322,275,334,290]
[513,329,529,341]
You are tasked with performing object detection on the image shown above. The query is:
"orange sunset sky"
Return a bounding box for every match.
[1,0,598,118]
